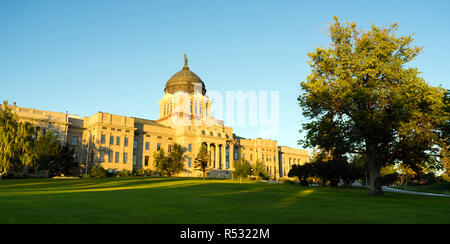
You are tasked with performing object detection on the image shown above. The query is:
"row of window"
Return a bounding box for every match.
[99,150,129,164]
[100,135,132,146]
[163,101,209,117]
[201,130,229,138]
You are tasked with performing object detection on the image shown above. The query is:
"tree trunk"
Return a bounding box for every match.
[368,159,383,195]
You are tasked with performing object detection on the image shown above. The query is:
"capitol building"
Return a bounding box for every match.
[9,56,309,179]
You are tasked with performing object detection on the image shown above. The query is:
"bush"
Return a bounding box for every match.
[118,169,132,177]
[421,172,437,185]
[437,175,450,183]
[381,173,399,186]
[90,165,107,178]
[279,178,298,185]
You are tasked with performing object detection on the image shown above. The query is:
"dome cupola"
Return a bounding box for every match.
[164,54,206,95]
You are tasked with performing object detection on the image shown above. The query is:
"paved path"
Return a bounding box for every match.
[382,186,450,198]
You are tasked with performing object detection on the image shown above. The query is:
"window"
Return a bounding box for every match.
[157,143,161,151]
[133,155,137,166]
[100,150,105,162]
[101,135,106,144]
[188,144,192,152]
[133,140,138,149]
[110,135,114,145]
[115,152,119,163]
[109,151,113,162]
[53,131,58,138]
[123,153,128,164]
[243,153,245,159]
[144,156,149,166]
[124,137,128,146]
[188,157,192,168]
[190,101,193,113]
[199,102,202,115]
[145,141,149,150]
[205,103,208,116]
[72,136,78,146]
[73,152,77,160]
[116,136,120,145]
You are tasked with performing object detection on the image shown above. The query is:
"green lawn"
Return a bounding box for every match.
[0,177,449,224]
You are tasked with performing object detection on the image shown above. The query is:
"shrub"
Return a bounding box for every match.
[118,169,132,177]
[135,168,145,176]
[90,165,107,178]
[381,173,399,186]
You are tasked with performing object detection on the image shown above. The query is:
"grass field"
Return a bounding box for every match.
[0,177,449,224]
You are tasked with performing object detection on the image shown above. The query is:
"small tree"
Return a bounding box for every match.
[153,149,169,176]
[34,132,61,179]
[167,143,185,177]
[58,143,78,176]
[194,144,210,179]
[90,165,107,178]
[232,158,252,179]
[253,160,268,179]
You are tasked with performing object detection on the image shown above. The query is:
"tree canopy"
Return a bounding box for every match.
[194,144,210,179]
[0,101,36,177]
[299,17,448,194]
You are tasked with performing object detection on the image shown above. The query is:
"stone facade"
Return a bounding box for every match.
[7,57,309,179]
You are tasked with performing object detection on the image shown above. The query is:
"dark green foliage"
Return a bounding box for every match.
[232,158,252,179]
[34,133,78,178]
[381,173,399,186]
[167,143,185,176]
[288,164,313,186]
[299,18,448,194]
[90,165,107,178]
[153,149,169,176]
[0,101,36,176]
[289,152,365,187]
[252,160,268,179]
[194,144,210,179]
[34,132,61,178]
[153,143,185,177]
[118,169,132,177]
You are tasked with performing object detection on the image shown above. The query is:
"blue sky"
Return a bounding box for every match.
[1,0,449,149]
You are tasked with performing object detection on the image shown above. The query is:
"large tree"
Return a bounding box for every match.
[0,101,36,178]
[299,17,448,194]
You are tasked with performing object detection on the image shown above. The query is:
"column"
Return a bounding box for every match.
[218,144,222,169]
[215,144,220,169]
[221,144,226,170]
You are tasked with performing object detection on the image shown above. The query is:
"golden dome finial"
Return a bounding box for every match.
[183,53,189,70]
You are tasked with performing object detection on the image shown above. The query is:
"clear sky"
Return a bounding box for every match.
[1,0,449,149]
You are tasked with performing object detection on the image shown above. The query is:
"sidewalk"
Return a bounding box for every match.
[382,186,450,198]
